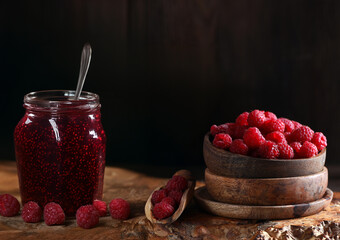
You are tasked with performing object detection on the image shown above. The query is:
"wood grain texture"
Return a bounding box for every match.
[205,168,328,206]
[0,161,339,239]
[203,133,327,178]
[195,187,333,220]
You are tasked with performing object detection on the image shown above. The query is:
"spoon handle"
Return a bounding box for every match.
[74,43,92,100]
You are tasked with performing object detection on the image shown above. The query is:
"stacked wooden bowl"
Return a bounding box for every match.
[194,133,333,220]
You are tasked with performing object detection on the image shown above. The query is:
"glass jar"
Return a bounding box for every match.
[14,90,106,216]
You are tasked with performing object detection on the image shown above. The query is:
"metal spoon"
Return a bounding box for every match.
[74,43,92,100]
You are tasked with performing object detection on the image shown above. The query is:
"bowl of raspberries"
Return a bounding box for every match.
[203,109,327,179]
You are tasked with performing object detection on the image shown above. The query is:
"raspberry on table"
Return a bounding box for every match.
[229,139,248,155]
[311,132,327,151]
[161,197,177,208]
[248,110,266,128]
[235,112,249,126]
[290,126,314,143]
[165,175,188,192]
[151,189,168,205]
[278,143,294,159]
[22,201,42,223]
[168,190,183,205]
[243,127,266,149]
[279,118,295,132]
[152,201,174,220]
[212,133,232,149]
[44,202,65,226]
[299,141,318,158]
[290,142,302,155]
[109,198,130,220]
[76,205,99,229]
[261,119,285,134]
[0,194,20,217]
[93,200,107,217]
[265,111,277,121]
[258,141,280,159]
[266,131,287,144]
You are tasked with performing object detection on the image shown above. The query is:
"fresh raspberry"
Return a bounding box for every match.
[231,125,247,139]
[278,143,294,159]
[151,189,167,205]
[210,123,234,136]
[165,175,188,192]
[292,121,303,130]
[299,141,318,158]
[229,139,248,155]
[243,127,266,149]
[265,111,277,121]
[168,190,183,205]
[76,205,99,229]
[311,132,327,151]
[290,126,314,143]
[261,119,285,134]
[235,112,249,126]
[258,141,280,159]
[93,200,107,217]
[210,125,219,136]
[0,194,20,217]
[152,201,174,220]
[212,133,232,149]
[266,131,287,144]
[290,142,302,155]
[44,202,65,226]
[161,197,177,208]
[248,110,266,128]
[109,198,130,220]
[279,118,295,132]
[22,201,42,223]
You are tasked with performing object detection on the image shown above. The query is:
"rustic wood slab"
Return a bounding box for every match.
[0,161,339,239]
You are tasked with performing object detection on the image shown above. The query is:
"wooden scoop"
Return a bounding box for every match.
[144,170,196,224]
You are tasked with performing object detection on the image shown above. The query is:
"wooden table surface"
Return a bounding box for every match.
[0,161,339,240]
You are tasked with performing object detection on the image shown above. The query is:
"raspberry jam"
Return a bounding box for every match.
[14,90,106,216]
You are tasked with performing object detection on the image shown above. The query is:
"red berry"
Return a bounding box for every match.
[109,198,130,220]
[235,112,249,126]
[93,200,107,217]
[311,132,327,151]
[212,133,232,149]
[0,194,20,217]
[261,119,285,134]
[299,141,318,158]
[231,125,247,139]
[265,111,277,121]
[22,201,42,223]
[168,190,183,204]
[161,197,177,208]
[248,110,266,128]
[76,205,99,229]
[152,201,174,220]
[290,142,302,155]
[151,189,167,205]
[229,139,248,155]
[210,123,234,136]
[278,143,294,159]
[258,141,280,159]
[243,127,266,149]
[292,121,303,130]
[279,118,295,132]
[44,202,65,226]
[290,126,314,143]
[266,131,287,144]
[165,175,188,192]
[210,125,219,136]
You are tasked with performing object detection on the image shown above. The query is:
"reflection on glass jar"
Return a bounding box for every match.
[14,90,106,216]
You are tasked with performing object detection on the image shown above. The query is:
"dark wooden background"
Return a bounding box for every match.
[1,1,339,170]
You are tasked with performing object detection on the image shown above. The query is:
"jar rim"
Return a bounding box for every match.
[24,90,100,112]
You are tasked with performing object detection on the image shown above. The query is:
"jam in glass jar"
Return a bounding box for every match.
[14,90,106,216]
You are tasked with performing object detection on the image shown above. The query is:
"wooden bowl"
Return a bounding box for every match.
[194,186,333,220]
[205,167,328,206]
[203,132,326,178]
